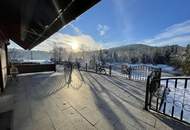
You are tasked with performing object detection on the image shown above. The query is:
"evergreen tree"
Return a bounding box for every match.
[98,50,105,65]
[164,48,171,64]
[113,51,118,62]
[182,44,190,75]
[131,57,139,64]
[153,50,165,64]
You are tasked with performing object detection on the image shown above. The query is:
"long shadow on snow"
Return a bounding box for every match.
[84,72,148,129]
[97,74,145,104]
[83,72,126,129]
[103,76,145,98]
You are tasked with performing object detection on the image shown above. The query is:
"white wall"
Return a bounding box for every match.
[0,43,7,88]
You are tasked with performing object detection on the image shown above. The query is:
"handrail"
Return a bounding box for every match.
[160,77,190,80]
[150,77,190,81]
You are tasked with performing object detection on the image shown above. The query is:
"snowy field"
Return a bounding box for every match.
[108,63,157,80]
[110,63,190,123]
[109,63,180,75]
[159,78,190,122]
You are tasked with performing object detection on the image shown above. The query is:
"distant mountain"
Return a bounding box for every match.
[110,44,155,50]
[109,44,184,52]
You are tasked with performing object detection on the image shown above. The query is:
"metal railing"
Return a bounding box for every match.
[80,63,160,81]
[126,65,160,80]
[80,63,112,76]
[145,71,190,124]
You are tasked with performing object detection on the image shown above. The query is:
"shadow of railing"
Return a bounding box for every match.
[96,74,145,106]
[83,72,148,129]
[83,73,126,129]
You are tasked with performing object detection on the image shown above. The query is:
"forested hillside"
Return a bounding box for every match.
[78,44,185,64]
[8,44,190,75]
[74,44,190,75]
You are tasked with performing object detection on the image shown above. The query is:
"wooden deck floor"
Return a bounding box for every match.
[1,70,190,130]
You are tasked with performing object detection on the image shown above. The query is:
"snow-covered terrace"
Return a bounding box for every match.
[1,68,190,130]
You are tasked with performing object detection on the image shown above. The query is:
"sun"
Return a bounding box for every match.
[70,40,79,52]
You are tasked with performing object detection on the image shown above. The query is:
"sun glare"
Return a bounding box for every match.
[70,40,79,52]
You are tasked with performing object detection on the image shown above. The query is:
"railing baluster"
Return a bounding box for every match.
[145,75,150,110]
[109,65,112,76]
[136,66,137,80]
[163,79,169,114]
[138,66,140,80]
[135,67,136,80]
[180,110,184,121]
[135,67,137,80]
[172,79,178,117]
[95,64,97,73]
[85,63,87,71]
[180,79,188,121]
[156,98,159,112]
[171,105,174,117]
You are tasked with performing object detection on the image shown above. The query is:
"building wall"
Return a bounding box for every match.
[1,44,7,88]
[0,30,8,92]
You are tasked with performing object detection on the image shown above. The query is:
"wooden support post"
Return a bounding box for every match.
[5,43,9,75]
[0,57,3,92]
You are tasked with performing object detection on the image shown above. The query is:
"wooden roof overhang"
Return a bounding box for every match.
[0,0,100,49]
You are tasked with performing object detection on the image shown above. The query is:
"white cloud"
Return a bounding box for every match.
[155,20,190,40]
[36,20,190,51]
[111,0,126,16]
[33,23,102,52]
[33,32,102,52]
[10,19,190,52]
[100,20,190,48]
[70,24,83,35]
[111,0,134,34]
[97,24,110,36]
[136,20,190,46]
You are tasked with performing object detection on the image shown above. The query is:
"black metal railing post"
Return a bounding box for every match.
[172,79,178,117]
[163,79,169,114]
[145,75,150,111]
[95,64,98,73]
[180,79,188,121]
[85,63,87,71]
[109,65,112,76]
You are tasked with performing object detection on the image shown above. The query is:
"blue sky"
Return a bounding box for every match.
[10,0,190,51]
